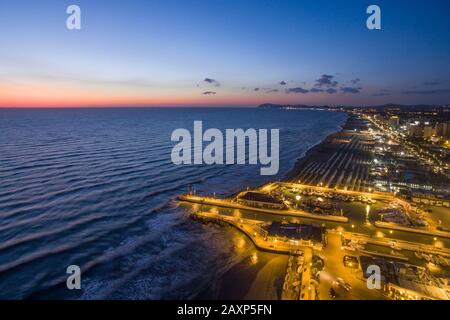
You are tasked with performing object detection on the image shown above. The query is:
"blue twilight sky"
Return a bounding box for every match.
[0,0,449,107]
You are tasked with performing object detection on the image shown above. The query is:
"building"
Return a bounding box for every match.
[236,191,287,210]
[389,116,400,128]
[407,123,422,138]
[423,125,435,139]
[435,122,450,138]
[360,256,449,300]
[266,221,324,244]
[374,114,384,122]
[412,193,450,208]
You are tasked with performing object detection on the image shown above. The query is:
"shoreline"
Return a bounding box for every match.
[187,110,450,301]
[284,111,349,181]
[192,111,350,300]
[196,251,287,300]
[226,109,349,199]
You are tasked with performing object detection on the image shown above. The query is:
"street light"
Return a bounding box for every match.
[295,195,301,208]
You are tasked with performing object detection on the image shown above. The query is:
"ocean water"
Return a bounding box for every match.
[0,107,346,299]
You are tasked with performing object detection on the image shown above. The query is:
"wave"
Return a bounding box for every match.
[0,108,347,299]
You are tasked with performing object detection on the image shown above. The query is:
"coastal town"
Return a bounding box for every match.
[179,105,450,300]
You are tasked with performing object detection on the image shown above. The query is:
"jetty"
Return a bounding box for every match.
[374,221,450,239]
[179,194,348,223]
[190,210,323,254]
[341,231,450,258]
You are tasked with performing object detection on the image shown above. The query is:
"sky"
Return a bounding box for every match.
[0,0,449,107]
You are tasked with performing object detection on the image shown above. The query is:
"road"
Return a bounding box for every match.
[299,248,313,300]
[318,232,387,300]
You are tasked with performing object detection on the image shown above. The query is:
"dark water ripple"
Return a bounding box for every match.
[0,108,346,299]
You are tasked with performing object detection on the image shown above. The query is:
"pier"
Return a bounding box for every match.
[374,221,450,239]
[341,231,450,258]
[190,210,322,254]
[275,181,393,201]
[180,194,348,223]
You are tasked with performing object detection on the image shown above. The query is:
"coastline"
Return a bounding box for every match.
[182,109,450,301]
[196,251,287,300]
[284,111,349,181]
[225,109,348,199]
[194,111,350,300]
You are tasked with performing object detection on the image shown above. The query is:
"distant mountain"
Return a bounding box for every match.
[368,103,446,110]
[258,103,449,112]
[258,103,336,109]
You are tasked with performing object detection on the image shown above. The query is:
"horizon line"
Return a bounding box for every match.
[1,101,449,109]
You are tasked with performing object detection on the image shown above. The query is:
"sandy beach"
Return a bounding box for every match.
[197,251,287,300]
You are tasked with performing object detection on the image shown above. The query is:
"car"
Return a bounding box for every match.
[329,288,337,299]
[336,277,352,292]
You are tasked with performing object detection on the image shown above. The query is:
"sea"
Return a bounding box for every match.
[0,107,347,299]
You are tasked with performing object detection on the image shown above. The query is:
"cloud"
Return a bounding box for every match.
[285,87,309,94]
[265,89,279,93]
[372,89,390,96]
[402,89,450,95]
[315,74,338,87]
[341,86,361,94]
[254,87,260,91]
[423,80,446,86]
[203,78,220,87]
[351,78,361,84]
[202,91,217,95]
[279,81,287,86]
[310,87,337,94]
